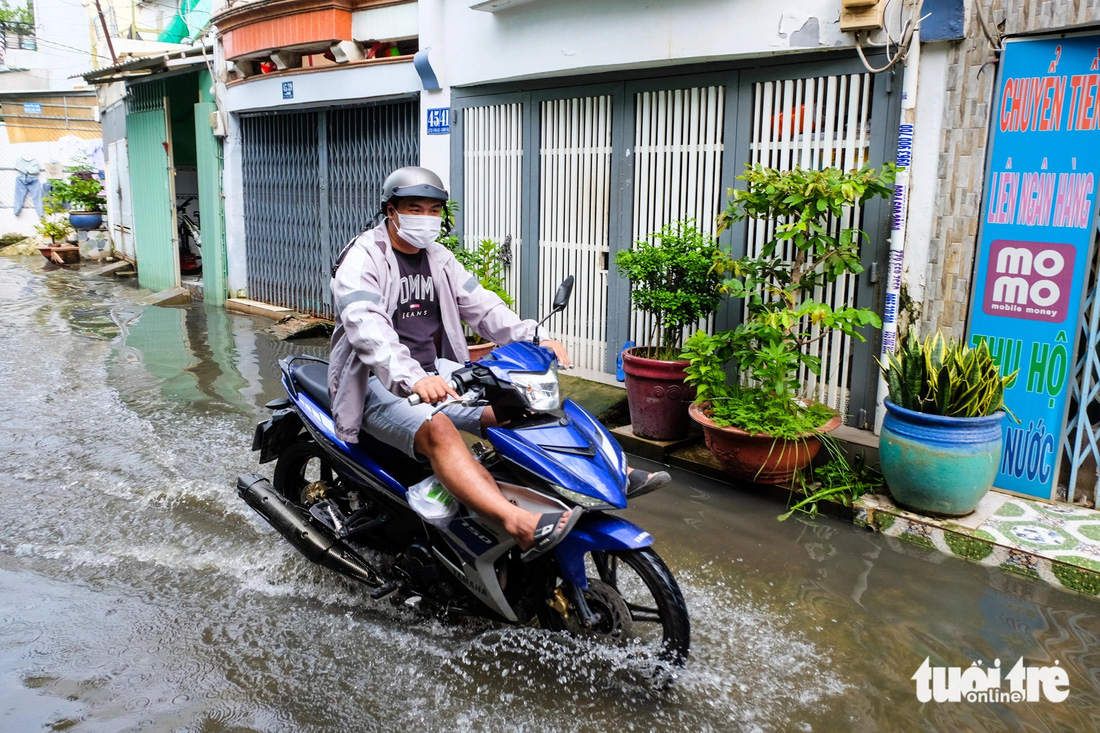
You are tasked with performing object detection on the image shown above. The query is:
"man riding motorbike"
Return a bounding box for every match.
[328,166,668,559]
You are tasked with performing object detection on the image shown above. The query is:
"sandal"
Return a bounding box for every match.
[626,469,671,499]
[519,508,584,562]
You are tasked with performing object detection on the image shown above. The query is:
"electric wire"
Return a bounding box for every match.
[853,0,925,74]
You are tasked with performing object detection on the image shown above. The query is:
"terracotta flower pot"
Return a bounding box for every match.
[467,341,497,362]
[688,401,843,484]
[37,244,80,265]
[622,347,695,441]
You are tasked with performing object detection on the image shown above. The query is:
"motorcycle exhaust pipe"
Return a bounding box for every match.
[236,473,383,588]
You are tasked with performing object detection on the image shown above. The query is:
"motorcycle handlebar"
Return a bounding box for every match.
[407,379,460,406]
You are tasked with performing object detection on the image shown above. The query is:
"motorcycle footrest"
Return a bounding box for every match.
[370,579,404,600]
[340,512,389,540]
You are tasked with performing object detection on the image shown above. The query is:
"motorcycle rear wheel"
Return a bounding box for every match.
[273,440,338,504]
[538,547,690,667]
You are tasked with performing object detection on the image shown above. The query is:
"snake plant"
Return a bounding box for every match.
[881,332,1017,419]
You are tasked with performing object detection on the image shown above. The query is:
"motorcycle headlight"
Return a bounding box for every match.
[553,484,613,510]
[511,363,561,411]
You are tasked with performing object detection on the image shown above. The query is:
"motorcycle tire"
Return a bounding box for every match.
[538,546,690,667]
[273,440,337,505]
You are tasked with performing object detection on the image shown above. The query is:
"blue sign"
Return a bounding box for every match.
[427,107,450,135]
[282,81,294,100]
[23,102,41,114]
[967,35,1100,499]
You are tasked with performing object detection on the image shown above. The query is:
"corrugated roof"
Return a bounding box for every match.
[78,45,211,84]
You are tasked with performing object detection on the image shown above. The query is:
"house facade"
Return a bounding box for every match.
[212,0,923,407]
[187,0,1100,500]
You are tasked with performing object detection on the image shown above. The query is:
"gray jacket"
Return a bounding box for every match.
[328,221,547,443]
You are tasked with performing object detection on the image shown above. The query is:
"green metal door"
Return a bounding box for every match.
[194,72,226,305]
[126,80,179,292]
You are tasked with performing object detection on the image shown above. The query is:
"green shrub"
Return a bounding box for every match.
[615,219,723,359]
[881,331,1016,418]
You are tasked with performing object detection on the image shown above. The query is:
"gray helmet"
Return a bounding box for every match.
[380,166,448,208]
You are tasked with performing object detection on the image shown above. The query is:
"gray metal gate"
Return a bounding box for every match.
[452,56,899,420]
[241,99,418,318]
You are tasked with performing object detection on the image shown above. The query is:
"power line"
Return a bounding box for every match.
[33,36,113,61]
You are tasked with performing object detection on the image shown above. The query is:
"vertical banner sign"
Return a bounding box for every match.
[968,36,1100,499]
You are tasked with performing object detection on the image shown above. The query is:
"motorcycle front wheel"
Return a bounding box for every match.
[537,547,690,668]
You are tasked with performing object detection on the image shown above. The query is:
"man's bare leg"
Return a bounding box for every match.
[413,414,570,549]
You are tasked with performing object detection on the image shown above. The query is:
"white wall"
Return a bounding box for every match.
[6,0,99,90]
[430,0,855,87]
[222,61,422,113]
[412,0,866,185]
[222,109,247,298]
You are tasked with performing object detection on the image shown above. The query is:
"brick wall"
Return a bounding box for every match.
[919,0,1100,341]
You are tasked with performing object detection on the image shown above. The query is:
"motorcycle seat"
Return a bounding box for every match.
[291,362,333,413]
[290,361,433,485]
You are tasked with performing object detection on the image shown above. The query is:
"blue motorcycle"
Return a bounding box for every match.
[238,277,690,670]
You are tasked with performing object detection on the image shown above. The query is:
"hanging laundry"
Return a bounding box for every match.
[13,173,43,217]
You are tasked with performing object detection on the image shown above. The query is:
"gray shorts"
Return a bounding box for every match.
[361,358,485,459]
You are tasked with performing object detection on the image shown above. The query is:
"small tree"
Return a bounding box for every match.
[0,1,34,25]
[615,219,723,359]
[453,238,514,308]
[683,163,895,436]
[34,192,74,243]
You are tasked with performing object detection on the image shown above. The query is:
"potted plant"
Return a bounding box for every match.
[879,332,1016,516]
[438,204,516,360]
[34,191,78,264]
[452,237,515,360]
[50,160,105,230]
[682,163,895,483]
[614,219,723,440]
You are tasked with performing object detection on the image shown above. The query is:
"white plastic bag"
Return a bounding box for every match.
[407,475,458,527]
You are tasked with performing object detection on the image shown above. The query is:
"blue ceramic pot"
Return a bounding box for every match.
[879,399,1005,516]
[69,212,103,230]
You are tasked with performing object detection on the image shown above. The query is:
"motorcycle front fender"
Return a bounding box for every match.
[554,513,654,590]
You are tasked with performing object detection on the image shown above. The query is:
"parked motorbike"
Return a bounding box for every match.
[238,277,690,674]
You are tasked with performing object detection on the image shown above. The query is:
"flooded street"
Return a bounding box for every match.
[3,256,1100,732]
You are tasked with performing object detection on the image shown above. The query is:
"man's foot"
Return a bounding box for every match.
[518,509,584,562]
[626,468,672,499]
[506,507,577,549]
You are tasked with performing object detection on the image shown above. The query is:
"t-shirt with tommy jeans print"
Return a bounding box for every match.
[391,247,443,372]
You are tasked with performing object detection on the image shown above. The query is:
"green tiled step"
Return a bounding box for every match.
[856,493,1100,597]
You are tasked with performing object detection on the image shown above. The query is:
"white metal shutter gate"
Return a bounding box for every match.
[539,96,613,381]
[747,73,873,414]
[630,86,726,349]
[462,103,524,303]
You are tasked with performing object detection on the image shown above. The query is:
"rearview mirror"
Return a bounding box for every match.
[533,276,576,343]
[552,276,574,312]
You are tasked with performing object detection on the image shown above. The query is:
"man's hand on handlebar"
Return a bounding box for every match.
[541,339,572,367]
[412,375,460,405]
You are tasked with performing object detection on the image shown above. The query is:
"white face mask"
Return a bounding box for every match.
[392,213,442,249]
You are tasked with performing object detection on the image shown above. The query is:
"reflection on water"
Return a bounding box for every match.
[1,256,1099,732]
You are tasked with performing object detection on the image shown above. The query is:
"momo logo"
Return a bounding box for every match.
[983,239,1075,322]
